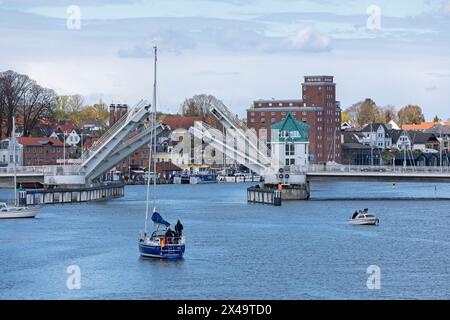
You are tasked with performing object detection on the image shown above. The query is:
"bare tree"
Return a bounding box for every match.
[181,94,225,116]
[0,70,33,137]
[0,70,56,137]
[381,105,398,123]
[19,85,56,136]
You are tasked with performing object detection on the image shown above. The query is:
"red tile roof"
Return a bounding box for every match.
[402,122,450,131]
[18,137,66,147]
[161,115,204,130]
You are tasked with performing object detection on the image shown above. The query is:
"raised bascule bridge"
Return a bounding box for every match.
[191,102,450,203]
[0,101,170,205]
[1,101,450,205]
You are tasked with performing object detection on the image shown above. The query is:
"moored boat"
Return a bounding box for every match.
[0,118,39,220]
[0,202,37,219]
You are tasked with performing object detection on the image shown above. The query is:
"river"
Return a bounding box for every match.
[1,181,450,299]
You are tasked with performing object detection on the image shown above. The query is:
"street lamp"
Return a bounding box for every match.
[63,131,67,165]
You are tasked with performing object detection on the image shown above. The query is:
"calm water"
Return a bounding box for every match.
[1,181,450,300]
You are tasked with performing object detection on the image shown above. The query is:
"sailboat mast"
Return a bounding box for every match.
[12,117,17,206]
[152,46,158,209]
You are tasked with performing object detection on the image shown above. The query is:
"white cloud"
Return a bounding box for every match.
[284,26,331,52]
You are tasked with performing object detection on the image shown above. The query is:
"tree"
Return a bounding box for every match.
[433,115,441,123]
[91,100,109,122]
[357,98,381,126]
[381,105,398,123]
[0,70,33,138]
[181,94,225,116]
[54,96,70,121]
[64,95,85,126]
[19,85,56,136]
[398,104,425,125]
[0,70,56,137]
[341,111,352,123]
[344,98,385,126]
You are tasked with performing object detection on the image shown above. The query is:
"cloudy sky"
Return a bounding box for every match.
[1,0,449,119]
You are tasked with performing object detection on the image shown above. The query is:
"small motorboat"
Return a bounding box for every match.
[0,202,38,219]
[349,208,379,226]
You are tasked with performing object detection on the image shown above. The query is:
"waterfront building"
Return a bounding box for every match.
[18,137,66,166]
[247,75,341,164]
[270,113,310,168]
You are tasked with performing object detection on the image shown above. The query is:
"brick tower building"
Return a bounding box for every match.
[247,75,341,164]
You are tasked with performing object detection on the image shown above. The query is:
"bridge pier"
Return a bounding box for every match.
[263,182,310,201]
[21,183,125,206]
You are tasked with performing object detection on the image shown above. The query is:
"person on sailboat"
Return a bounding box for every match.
[165,228,175,244]
[175,220,183,237]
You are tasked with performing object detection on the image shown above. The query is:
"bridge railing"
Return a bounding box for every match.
[81,100,148,163]
[0,165,84,176]
[307,164,450,174]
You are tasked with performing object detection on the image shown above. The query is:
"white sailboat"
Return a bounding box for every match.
[0,117,38,219]
[138,46,185,259]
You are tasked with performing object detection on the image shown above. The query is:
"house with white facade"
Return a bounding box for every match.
[270,112,310,168]
[0,138,23,167]
[360,123,392,150]
[64,130,81,147]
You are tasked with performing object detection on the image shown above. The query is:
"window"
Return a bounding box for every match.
[261,118,265,124]
[271,112,276,116]
[285,158,295,165]
[250,118,255,123]
[285,144,295,156]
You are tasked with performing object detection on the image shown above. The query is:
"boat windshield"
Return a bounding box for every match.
[0,203,7,209]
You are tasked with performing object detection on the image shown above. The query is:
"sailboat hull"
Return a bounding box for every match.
[0,208,37,219]
[139,242,185,259]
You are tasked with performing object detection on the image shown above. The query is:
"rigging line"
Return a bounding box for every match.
[152,45,158,210]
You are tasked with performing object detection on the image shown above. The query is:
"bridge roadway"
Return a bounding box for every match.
[305,165,450,183]
[1,165,450,188]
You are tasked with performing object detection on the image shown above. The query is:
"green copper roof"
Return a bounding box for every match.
[271,112,309,142]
